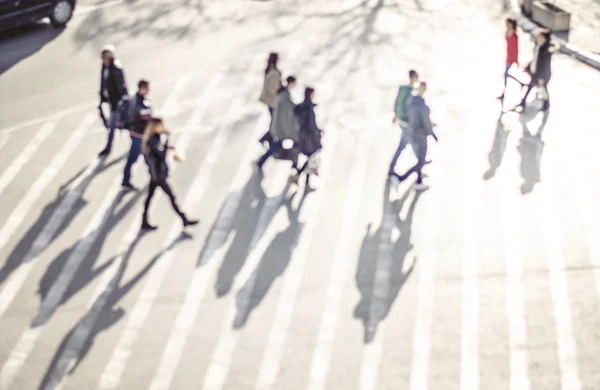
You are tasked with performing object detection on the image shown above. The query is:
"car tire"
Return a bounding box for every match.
[49,0,74,28]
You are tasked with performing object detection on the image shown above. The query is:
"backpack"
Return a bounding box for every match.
[115,94,137,130]
[394,85,413,123]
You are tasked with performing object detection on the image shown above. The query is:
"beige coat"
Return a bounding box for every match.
[259,68,282,108]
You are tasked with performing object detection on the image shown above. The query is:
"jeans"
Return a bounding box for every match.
[259,107,274,144]
[521,77,550,105]
[502,63,511,92]
[389,125,409,173]
[123,136,142,185]
[397,137,428,183]
[103,106,117,152]
[143,180,184,222]
[257,140,281,166]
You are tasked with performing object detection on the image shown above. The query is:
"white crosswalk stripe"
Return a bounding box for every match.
[0,63,599,390]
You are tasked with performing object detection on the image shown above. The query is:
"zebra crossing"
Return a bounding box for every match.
[0,53,599,390]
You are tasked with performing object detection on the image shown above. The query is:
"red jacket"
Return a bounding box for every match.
[506,32,519,64]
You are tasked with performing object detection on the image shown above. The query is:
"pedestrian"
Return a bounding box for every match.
[294,87,323,190]
[256,76,298,171]
[98,44,128,157]
[389,69,419,176]
[498,18,519,100]
[141,117,198,230]
[517,29,556,108]
[122,79,152,190]
[392,82,438,190]
[258,52,282,146]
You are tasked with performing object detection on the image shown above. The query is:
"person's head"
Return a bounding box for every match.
[266,52,279,74]
[506,18,517,32]
[409,69,419,84]
[138,79,150,96]
[304,87,315,102]
[101,44,115,66]
[537,29,550,45]
[416,81,427,96]
[142,117,165,153]
[286,75,297,89]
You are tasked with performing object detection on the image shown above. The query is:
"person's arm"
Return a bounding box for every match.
[115,64,128,99]
[421,106,438,141]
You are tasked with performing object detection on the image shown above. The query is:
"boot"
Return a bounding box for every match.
[182,214,199,227]
[141,220,157,230]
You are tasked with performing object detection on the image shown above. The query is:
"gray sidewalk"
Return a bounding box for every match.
[511,0,600,70]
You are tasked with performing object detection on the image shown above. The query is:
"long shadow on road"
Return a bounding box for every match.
[0,154,126,288]
[354,180,422,344]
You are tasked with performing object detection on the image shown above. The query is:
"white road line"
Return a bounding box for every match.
[540,155,582,390]
[460,128,481,390]
[0,121,56,198]
[0,78,190,390]
[254,98,350,390]
[572,162,600,311]
[0,115,93,270]
[409,145,443,390]
[148,113,269,390]
[0,134,9,151]
[303,130,371,390]
[96,74,257,390]
[200,163,291,390]
[0,106,88,135]
[502,134,530,390]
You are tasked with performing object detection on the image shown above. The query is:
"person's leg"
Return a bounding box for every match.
[388,127,408,174]
[99,107,117,156]
[159,180,198,225]
[519,80,536,106]
[414,139,428,184]
[142,181,158,229]
[122,137,141,187]
[259,108,274,144]
[257,140,280,168]
[499,63,511,98]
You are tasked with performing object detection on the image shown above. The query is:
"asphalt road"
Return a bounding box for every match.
[1,0,600,389]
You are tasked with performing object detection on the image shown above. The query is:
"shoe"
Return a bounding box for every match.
[141,221,157,230]
[183,218,199,227]
[98,148,110,157]
[496,94,505,100]
[122,182,137,191]
[413,182,429,191]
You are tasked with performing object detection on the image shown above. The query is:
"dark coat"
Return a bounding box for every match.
[294,99,322,156]
[527,41,556,83]
[100,60,128,109]
[143,134,169,182]
[129,93,153,136]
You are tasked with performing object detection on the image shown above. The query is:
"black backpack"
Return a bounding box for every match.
[115,94,137,130]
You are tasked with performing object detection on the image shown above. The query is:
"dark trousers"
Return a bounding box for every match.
[123,136,142,185]
[104,106,117,152]
[143,180,185,222]
[259,107,274,144]
[389,125,409,173]
[521,77,550,105]
[502,63,511,93]
[397,139,428,183]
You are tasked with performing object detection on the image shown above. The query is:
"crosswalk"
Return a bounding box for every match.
[0,48,600,390]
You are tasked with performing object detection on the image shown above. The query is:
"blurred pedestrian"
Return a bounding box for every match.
[389,69,419,176]
[122,79,152,190]
[517,29,556,108]
[141,117,198,230]
[256,76,299,171]
[98,45,128,157]
[498,18,519,100]
[294,87,323,190]
[393,82,437,191]
[258,52,282,146]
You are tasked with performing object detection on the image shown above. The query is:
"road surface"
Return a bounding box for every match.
[0,0,600,389]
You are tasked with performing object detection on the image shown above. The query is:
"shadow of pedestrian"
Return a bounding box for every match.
[37,231,191,390]
[0,22,64,75]
[233,190,307,328]
[32,185,146,327]
[354,180,422,344]
[518,109,549,194]
[0,154,125,287]
[483,110,510,180]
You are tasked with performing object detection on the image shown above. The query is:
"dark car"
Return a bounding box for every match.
[0,0,76,33]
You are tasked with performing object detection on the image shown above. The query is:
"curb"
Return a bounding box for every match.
[510,0,600,71]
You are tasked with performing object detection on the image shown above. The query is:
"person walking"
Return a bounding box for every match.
[294,87,322,190]
[98,45,128,157]
[122,79,152,190]
[256,76,298,171]
[141,117,198,230]
[517,29,556,108]
[392,82,438,191]
[498,18,519,100]
[258,52,282,146]
[389,69,419,176]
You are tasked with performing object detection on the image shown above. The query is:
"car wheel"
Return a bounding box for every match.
[49,0,74,28]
